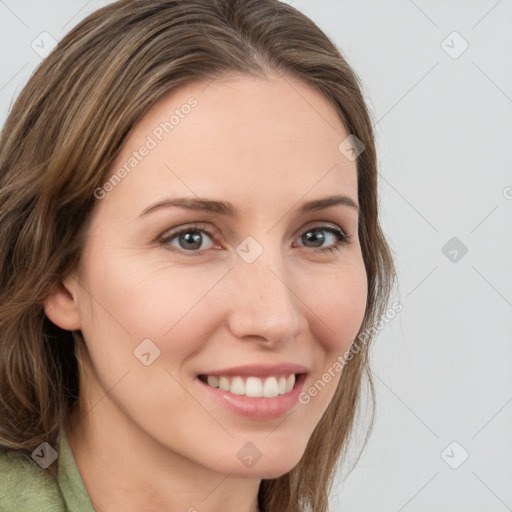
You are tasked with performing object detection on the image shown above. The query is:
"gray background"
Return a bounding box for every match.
[1,1,511,511]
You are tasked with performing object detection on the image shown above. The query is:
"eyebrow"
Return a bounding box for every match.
[137,194,359,218]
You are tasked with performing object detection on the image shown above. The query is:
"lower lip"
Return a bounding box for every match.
[195,374,307,420]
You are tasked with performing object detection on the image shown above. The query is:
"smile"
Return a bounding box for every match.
[198,374,297,398]
[196,372,308,420]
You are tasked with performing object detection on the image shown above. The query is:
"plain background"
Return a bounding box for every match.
[1,1,511,511]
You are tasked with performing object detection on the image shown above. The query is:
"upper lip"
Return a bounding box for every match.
[198,363,309,378]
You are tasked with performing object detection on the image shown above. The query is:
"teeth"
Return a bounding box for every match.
[207,375,219,388]
[245,377,263,397]
[219,376,230,391]
[203,374,297,397]
[286,374,295,393]
[230,376,245,395]
[262,377,278,397]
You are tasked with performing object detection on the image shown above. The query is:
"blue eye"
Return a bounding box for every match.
[159,223,350,256]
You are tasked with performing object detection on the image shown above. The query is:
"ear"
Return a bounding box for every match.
[44,273,82,331]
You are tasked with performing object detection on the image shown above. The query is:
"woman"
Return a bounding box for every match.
[0,0,396,510]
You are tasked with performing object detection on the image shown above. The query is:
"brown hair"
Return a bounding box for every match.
[0,0,396,510]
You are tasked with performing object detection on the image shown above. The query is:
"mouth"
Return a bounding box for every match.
[198,372,307,398]
[195,372,308,420]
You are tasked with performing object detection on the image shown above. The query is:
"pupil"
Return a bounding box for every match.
[181,231,202,250]
[304,230,324,247]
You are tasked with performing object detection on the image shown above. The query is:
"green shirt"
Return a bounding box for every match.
[0,430,95,511]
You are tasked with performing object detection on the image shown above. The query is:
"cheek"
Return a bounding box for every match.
[291,262,367,426]
[306,261,368,353]
[77,242,229,360]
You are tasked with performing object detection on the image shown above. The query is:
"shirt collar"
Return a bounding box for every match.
[58,428,96,511]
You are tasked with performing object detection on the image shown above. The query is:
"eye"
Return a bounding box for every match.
[158,223,219,254]
[158,222,350,256]
[294,224,350,254]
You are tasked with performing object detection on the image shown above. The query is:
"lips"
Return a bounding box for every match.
[196,371,308,420]
[197,363,309,378]
[194,363,309,419]
[197,363,308,398]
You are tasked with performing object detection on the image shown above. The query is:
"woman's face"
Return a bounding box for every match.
[53,72,367,478]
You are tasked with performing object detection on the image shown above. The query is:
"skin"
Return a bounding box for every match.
[45,71,368,512]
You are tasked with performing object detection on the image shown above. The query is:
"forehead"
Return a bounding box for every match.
[101,72,358,216]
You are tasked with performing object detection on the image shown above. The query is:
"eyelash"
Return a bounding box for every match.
[157,222,350,257]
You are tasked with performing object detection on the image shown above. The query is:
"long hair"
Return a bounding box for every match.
[0,1,397,510]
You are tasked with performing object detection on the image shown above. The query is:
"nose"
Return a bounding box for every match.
[225,246,304,346]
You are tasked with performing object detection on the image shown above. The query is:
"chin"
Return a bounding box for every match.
[234,443,306,479]
[228,459,301,479]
